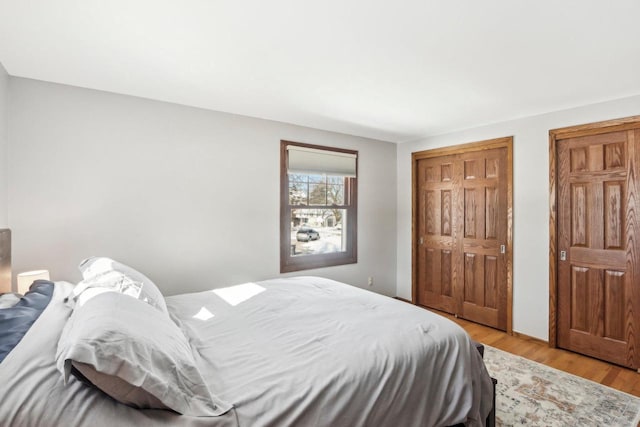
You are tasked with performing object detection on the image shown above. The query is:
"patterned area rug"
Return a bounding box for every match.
[482,345,640,426]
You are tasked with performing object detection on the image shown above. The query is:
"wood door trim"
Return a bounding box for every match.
[411,136,514,334]
[550,115,640,140]
[412,136,513,160]
[548,115,640,348]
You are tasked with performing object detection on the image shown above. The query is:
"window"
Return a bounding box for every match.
[280,140,357,272]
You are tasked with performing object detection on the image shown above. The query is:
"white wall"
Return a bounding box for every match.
[8,78,397,296]
[397,95,640,341]
[0,62,8,228]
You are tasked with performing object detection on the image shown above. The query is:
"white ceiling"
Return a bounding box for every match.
[1,1,639,143]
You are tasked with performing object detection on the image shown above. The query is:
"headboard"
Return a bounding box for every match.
[0,229,11,293]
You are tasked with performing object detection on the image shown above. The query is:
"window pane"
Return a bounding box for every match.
[289,174,346,207]
[308,184,327,205]
[326,184,344,205]
[289,180,308,205]
[289,174,307,183]
[290,209,346,256]
[307,174,325,184]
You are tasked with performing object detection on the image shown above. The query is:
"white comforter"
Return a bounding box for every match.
[0,276,493,426]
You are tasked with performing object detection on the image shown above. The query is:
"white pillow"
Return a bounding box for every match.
[76,257,168,314]
[67,269,166,314]
[56,291,231,416]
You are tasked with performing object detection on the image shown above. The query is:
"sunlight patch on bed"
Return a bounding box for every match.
[212,283,266,306]
[192,307,215,321]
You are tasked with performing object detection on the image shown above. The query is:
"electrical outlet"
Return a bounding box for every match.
[367,277,373,286]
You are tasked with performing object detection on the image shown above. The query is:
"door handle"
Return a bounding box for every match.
[419,237,424,245]
[560,250,567,261]
[500,244,505,254]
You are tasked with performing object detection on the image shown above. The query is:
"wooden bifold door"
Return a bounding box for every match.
[412,138,513,332]
[551,117,640,369]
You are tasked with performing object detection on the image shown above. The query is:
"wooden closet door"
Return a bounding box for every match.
[458,148,508,330]
[415,141,510,331]
[557,129,640,368]
[416,154,457,314]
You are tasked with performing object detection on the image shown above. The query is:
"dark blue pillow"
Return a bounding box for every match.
[0,280,55,363]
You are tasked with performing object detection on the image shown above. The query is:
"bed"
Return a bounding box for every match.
[0,257,494,427]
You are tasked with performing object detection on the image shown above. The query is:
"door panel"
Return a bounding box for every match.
[557,129,639,368]
[415,144,509,330]
[459,149,507,330]
[416,155,457,314]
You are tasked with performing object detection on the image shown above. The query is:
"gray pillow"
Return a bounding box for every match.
[56,291,231,417]
[77,257,168,314]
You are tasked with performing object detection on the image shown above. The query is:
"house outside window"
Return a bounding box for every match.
[280,140,358,273]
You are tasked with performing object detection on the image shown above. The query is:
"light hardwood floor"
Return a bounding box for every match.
[429,309,640,397]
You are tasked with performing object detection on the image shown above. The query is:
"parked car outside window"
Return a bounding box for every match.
[296,227,320,242]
